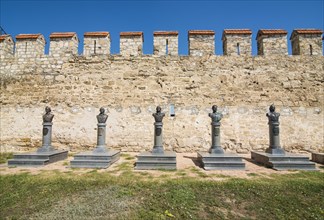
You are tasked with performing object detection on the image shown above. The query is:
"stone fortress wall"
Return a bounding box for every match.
[0,29,323,154]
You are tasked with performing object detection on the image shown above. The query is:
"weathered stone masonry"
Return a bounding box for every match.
[0,29,323,154]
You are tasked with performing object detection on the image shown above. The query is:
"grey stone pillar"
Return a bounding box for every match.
[209,121,224,154]
[208,105,224,154]
[37,122,55,152]
[265,104,285,155]
[93,122,107,153]
[37,107,55,152]
[152,122,163,153]
[93,107,109,153]
[152,106,165,154]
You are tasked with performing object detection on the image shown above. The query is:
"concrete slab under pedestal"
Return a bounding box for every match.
[70,150,120,169]
[251,151,317,170]
[135,151,177,170]
[311,152,324,164]
[8,150,68,167]
[197,152,245,170]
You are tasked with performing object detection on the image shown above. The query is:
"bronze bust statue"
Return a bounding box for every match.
[266,104,280,123]
[209,105,222,123]
[153,106,165,122]
[97,107,108,123]
[43,106,54,123]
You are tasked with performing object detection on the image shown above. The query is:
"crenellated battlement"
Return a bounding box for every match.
[256,29,288,55]
[0,35,14,58]
[84,32,110,56]
[15,34,46,58]
[120,32,144,56]
[222,29,252,56]
[0,29,323,60]
[153,31,178,56]
[188,30,215,56]
[49,32,79,57]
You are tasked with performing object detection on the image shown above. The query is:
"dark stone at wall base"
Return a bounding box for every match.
[135,151,176,170]
[7,150,68,167]
[251,151,317,170]
[70,150,120,169]
[311,152,324,164]
[197,152,245,170]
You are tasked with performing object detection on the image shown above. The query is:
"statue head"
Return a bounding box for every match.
[45,106,51,114]
[269,104,275,113]
[156,106,161,113]
[99,107,105,114]
[212,105,218,113]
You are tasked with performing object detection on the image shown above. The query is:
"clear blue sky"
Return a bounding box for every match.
[1,0,323,55]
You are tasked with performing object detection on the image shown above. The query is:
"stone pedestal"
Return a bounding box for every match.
[8,107,68,167]
[135,151,176,170]
[311,152,324,164]
[135,106,176,170]
[265,121,285,155]
[8,150,68,167]
[152,122,164,153]
[209,121,224,154]
[251,104,316,170]
[197,105,245,170]
[70,150,120,169]
[251,152,316,170]
[93,122,108,153]
[37,122,55,152]
[197,152,245,170]
[70,107,120,169]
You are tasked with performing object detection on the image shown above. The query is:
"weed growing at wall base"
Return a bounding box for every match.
[0,152,13,164]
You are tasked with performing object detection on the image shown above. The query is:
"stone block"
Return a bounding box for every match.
[8,150,68,167]
[251,151,316,170]
[197,152,245,170]
[70,150,120,168]
[135,151,176,170]
[311,152,324,164]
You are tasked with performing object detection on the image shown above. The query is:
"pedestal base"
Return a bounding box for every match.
[135,151,176,170]
[251,151,317,170]
[209,147,224,154]
[311,152,324,164]
[265,147,285,155]
[93,145,108,153]
[197,152,245,170]
[70,150,120,169]
[152,146,164,154]
[37,146,56,153]
[8,150,68,167]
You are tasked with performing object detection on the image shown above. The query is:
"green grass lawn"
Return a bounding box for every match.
[1,170,323,220]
